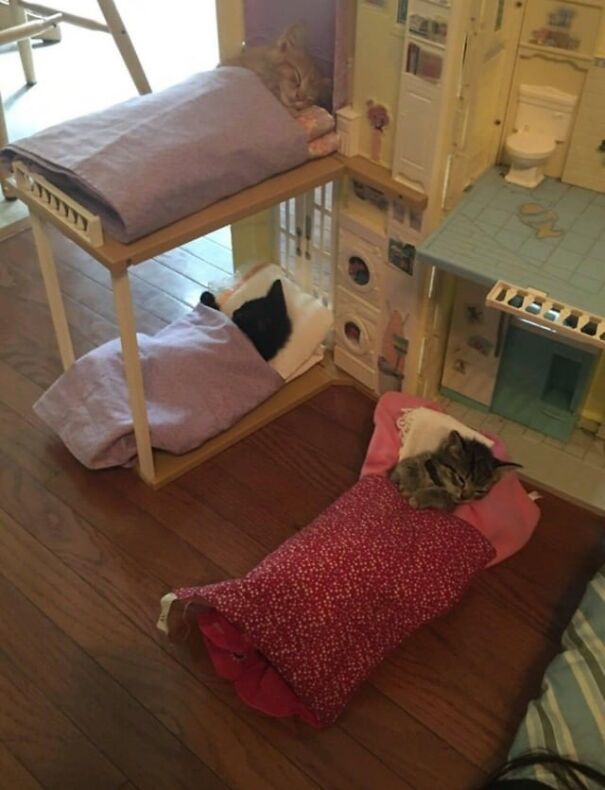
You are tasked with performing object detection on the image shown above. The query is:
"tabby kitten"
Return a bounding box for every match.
[389,430,521,511]
[200,279,292,362]
[221,23,329,113]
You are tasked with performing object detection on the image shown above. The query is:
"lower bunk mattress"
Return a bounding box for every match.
[34,303,283,469]
[0,67,338,243]
[33,264,333,469]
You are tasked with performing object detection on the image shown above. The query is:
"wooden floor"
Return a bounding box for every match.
[1,226,604,790]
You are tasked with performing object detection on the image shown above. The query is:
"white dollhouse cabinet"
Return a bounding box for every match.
[392,0,524,216]
[332,178,426,395]
[392,0,459,196]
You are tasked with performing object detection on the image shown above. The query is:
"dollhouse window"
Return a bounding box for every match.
[344,321,362,346]
[348,256,370,286]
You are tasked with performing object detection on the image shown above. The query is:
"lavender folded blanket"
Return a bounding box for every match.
[0,68,309,243]
[33,305,283,469]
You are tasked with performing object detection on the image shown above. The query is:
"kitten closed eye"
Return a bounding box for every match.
[219,23,330,113]
[390,430,521,511]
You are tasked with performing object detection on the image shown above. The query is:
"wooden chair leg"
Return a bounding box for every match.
[8,0,36,85]
[96,0,151,95]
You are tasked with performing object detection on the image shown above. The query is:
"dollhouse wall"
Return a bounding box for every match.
[350,0,406,166]
[243,0,336,76]
[562,13,605,191]
[242,0,357,110]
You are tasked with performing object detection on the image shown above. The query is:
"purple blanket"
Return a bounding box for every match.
[33,305,283,469]
[0,68,309,243]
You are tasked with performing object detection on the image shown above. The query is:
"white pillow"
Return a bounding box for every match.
[221,264,333,380]
[396,407,494,462]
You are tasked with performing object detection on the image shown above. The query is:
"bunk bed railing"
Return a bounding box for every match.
[12,161,104,247]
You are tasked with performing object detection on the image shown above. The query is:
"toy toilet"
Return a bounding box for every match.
[505,84,577,189]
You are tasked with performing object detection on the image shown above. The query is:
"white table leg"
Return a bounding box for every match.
[30,213,75,370]
[0,87,11,200]
[96,0,151,95]
[111,269,155,483]
[8,0,36,85]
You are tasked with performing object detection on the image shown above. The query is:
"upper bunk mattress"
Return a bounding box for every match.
[0,67,310,243]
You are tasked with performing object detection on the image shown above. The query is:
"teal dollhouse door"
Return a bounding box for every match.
[491,325,596,442]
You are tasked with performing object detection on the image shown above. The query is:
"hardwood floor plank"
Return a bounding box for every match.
[177,460,297,550]
[0,359,46,418]
[0,573,225,790]
[0,291,91,362]
[0,400,66,484]
[477,495,605,638]
[0,504,317,790]
[339,685,484,790]
[111,473,269,578]
[0,649,126,789]
[0,743,44,790]
[271,397,375,471]
[153,247,229,288]
[183,235,234,273]
[0,333,61,395]
[131,259,202,307]
[0,450,408,790]
[0,240,164,340]
[48,228,193,323]
[370,577,573,769]
[306,385,377,433]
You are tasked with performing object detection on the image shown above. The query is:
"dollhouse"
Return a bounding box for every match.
[4,0,605,504]
[330,0,605,458]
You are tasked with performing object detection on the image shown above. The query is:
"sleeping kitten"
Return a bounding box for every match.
[389,430,521,511]
[221,23,330,113]
[200,279,292,362]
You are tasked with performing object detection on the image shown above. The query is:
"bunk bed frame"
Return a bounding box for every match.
[11,154,426,487]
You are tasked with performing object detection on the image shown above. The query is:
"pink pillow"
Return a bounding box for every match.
[360,393,540,566]
[166,475,495,726]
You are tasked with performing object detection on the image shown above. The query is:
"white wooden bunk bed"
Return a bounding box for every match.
[10,152,426,487]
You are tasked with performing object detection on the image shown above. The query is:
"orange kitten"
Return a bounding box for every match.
[221,23,330,114]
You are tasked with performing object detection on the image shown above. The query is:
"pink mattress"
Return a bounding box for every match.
[360,393,540,566]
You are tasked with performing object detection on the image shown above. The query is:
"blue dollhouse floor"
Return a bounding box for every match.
[418,167,605,316]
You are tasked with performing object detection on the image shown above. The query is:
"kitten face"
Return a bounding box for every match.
[200,279,291,361]
[436,431,520,503]
[232,279,292,361]
[221,23,330,112]
[275,25,329,111]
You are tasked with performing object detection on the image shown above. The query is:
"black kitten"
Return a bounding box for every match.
[200,279,292,361]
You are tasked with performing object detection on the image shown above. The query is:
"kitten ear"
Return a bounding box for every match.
[267,279,286,306]
[447,430,465,456]
[278,22,305,53]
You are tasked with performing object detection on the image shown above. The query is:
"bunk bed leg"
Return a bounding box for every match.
[111,269,155,484]
[30,213,75,371]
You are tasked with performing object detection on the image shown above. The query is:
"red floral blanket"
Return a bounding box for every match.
[162,475,495,726]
